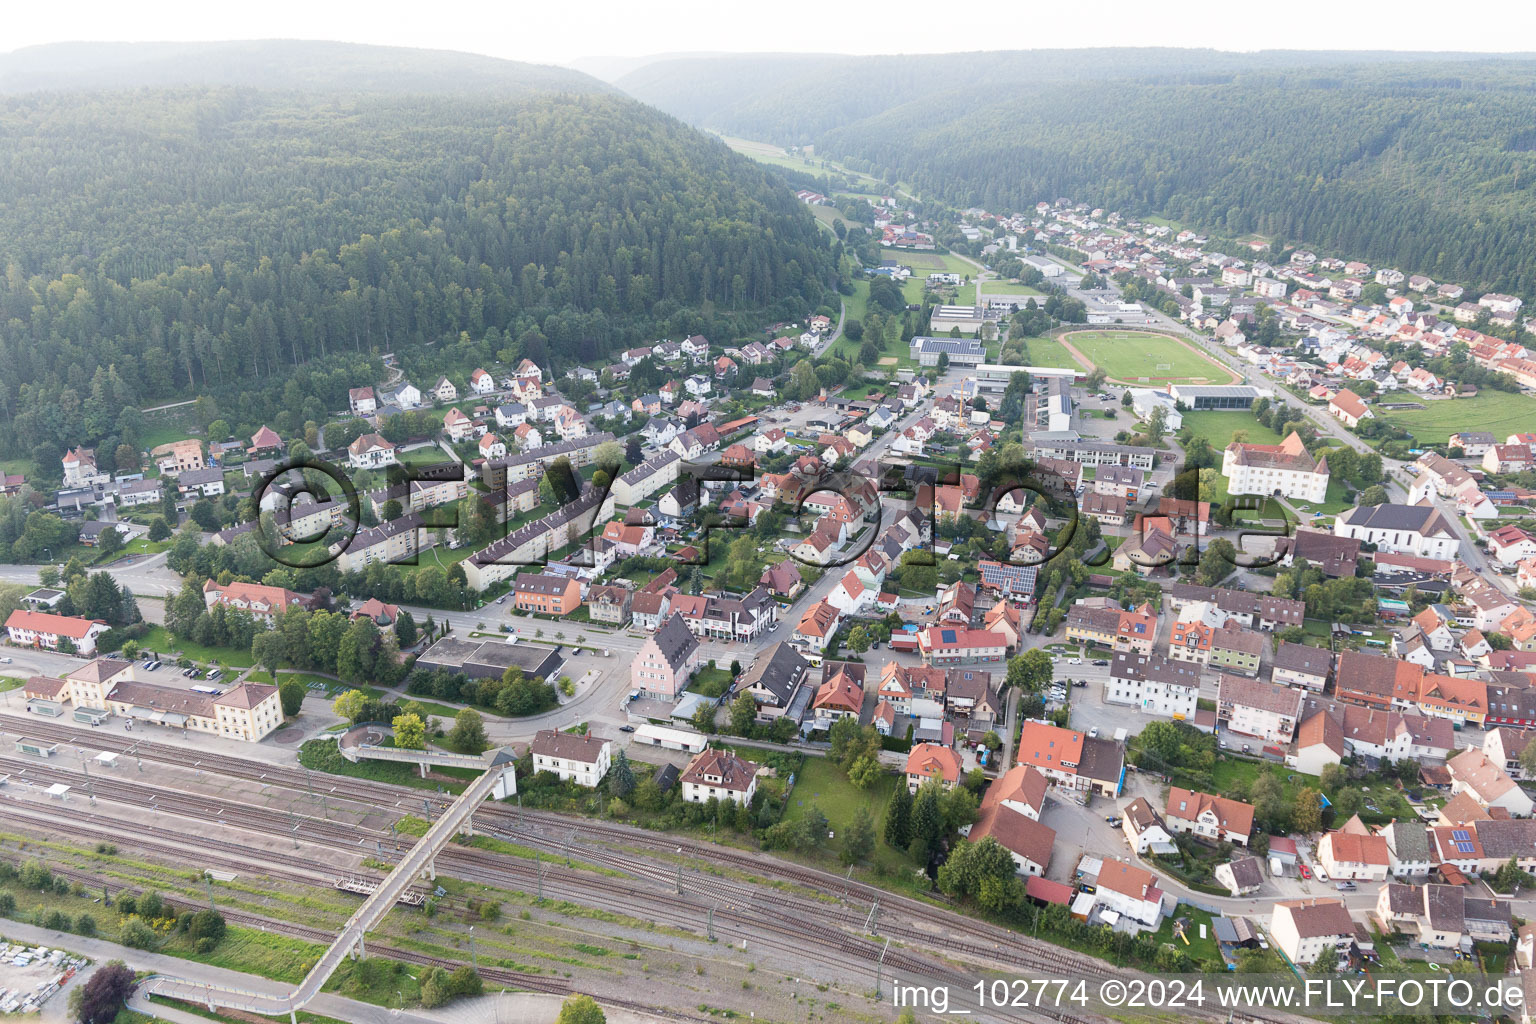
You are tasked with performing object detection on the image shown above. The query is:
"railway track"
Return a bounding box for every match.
[0,721,1310,1024]
[0,793,335,888]
[3,856,571,996]
[0,751,1063,1023]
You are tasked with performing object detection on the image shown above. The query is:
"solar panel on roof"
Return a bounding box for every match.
[1452,829,1470,841]
[1455,841,1476,853]
[941,629,957,643]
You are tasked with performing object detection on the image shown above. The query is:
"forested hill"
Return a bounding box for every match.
[614,48,1508,143]
[0,40,602,94]
[621,50,1536,294]
[817,64,1536,294]
[0,86,836,466]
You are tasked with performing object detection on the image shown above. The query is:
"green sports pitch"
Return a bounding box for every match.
[1061,330,1235,385]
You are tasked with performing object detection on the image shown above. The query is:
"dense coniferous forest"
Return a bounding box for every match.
[0,79,837,469]
[622,51,1536,294]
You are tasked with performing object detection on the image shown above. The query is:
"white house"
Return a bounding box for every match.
[1090,861,1167,931]
[478,433,507,460]
[347,433,398,469]
[468,368,496,395]
[1120,797,1177,855]
[1318,824,1391,881]
[1217,675,1303,743]
[1447,747,1535,817]
[1271,899,1354,965]
[529,730,612,787]
[5,609,109,656]
[680,748,758,805]
[1164,788,1254,846]
[444,408,475,442]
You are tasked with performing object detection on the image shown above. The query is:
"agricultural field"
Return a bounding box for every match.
[806,203,855,234]
[1377,390,1536,445]
[1059,330,1236,385]
[719,134,822,174]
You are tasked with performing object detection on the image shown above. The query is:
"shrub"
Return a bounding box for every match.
[188,908,226,944]
[120,919,157,949]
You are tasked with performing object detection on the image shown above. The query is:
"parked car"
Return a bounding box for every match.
[1088,727,1099,738]
[1092,659,1109,667]
[1068,658,1082,665]
[1072,680,1088,687]
[619,725,635,733]
[1299,864,1312,879]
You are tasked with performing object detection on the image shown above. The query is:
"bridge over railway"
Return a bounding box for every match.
[138,743,517,1021]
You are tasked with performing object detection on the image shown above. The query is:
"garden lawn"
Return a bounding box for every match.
[275,671,375,699]
[107,537,173,561]
[1207,757,1414,826]
[1178,410,1283,452]
[689,666,733,699]
[137,414,197,451]
[782,755,900,864]
[1379,390,1536,444]
[1061,330,1234,385]
[138,626,256,667]
[0,456,34,481]
[1153,906,1221,966]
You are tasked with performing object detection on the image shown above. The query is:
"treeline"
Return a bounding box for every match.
[0,88,837,467]
[406,665,558,718]
[163,576,410,686]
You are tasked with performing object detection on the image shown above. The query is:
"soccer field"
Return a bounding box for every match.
[1060,330,1236,385]
[1378,390,1536,444]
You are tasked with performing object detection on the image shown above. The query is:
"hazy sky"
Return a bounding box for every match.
[6,0,1536,66]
